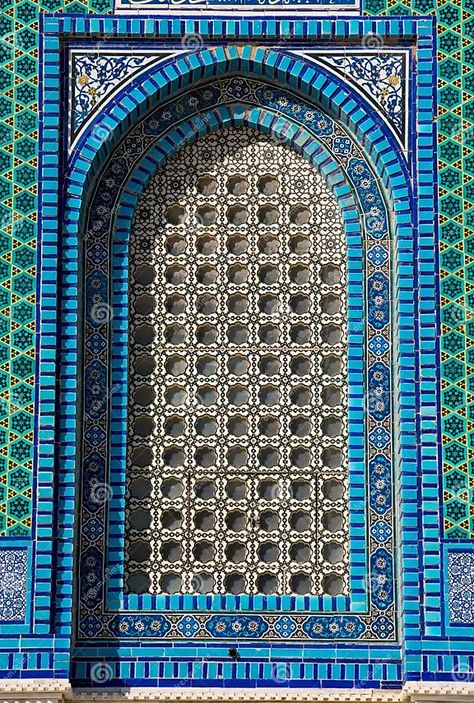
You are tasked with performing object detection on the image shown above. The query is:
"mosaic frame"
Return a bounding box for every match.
[35,18,441,684]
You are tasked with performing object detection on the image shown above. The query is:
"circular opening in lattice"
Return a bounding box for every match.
[133,324,155,347]
[257,175,279,196]
[132,384,155,407]
[227,385,250,406]
[320,263,342,285]
[290,385,311,407]
[227,175,249,196]
[134,293,156,315]
[197,204,217,226]
[165,204,186,225]
[322,541,344,564]
[322,510,344,533]
[321,447,343,469]
[258,234,280,255]
[321,294,342,316]
[161,477,184,499]
[227,446,248,468]
[259,384,280,406]
[132,414,154,438]
[160,572,182,593]
[322,324,342,345]
[290,479,311,501]
[259,510,279,531]
[290,355,311,377]
[130,477,152,499]
[257,573,278,594]
[322,573,344,596]
[227,415,249,437]
[131,445,153,468]
[164,416,185,437]
[128,571,151,594]
[196,234,218,256]
[225,573,245,594]
[133,263,155,285]
[196,385,218,407]
[225,542,247,563]
[227,355,250,376]
[165,264,187,285]
[258,479,279,501]
[162,446,185,468]
[258,446,280,469]
[164,355,186,376]
[322,478,344,501]
[227,263,248,285]
[258,542,280,563]
[194,446,217,468]
[196,293,218,316]
[160,540,182,562]
[258,205,279,226]
[289,205,311,225]
[161,509,183,531]
[193,509,216,531]
[193,540,216,563]
[227,323,249,345]
[195,415,218,437]
[196,324,218,346]
[321,354,341,377]
[290,416,311,438]
[321,416,342,438]
[134,353,156,376]
[227,234,249,255]
[194,480,216,500]
[227,205,249,226]
[196,355,218,377]
[165,323,187,345]
[258,415,280,437]
[197,174,218,196]
[225,479,247,501]
[225,510,247,532]
[289,264,310,285]
[164,385,187,407]
[322,385,342,407]
[290,323,312,344]
[197,264,218,286]
[192,572,215,594]
[259,354,281,376]
[128,540,151,564]
[258,264,279,285]
[227,293,249,315]
[290,234,310,255]
[290,572,311,594]
[290,444,312,469]
[290,510,312,532]
[129,508,151,531]
[166,234,186,256]
[289,294,310,315]
[259,323,280,345]
[258,294,280,315]
[289,542,311,563]
[165,295,186,317]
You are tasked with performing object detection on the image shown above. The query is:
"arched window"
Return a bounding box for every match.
[125,127,348,597]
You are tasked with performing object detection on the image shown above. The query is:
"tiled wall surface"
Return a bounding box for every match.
[0,0,471,687]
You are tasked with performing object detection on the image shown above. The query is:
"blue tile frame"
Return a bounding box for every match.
[21,12,454,687]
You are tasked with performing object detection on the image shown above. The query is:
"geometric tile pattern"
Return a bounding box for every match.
[0,547,27,621]
[448,551,474,622]
[0,0,113,536]
[363,0,474,539]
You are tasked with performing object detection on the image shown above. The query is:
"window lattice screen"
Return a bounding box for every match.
[126,128,349,597]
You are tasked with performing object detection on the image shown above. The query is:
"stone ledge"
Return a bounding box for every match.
[0,682,473,703]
